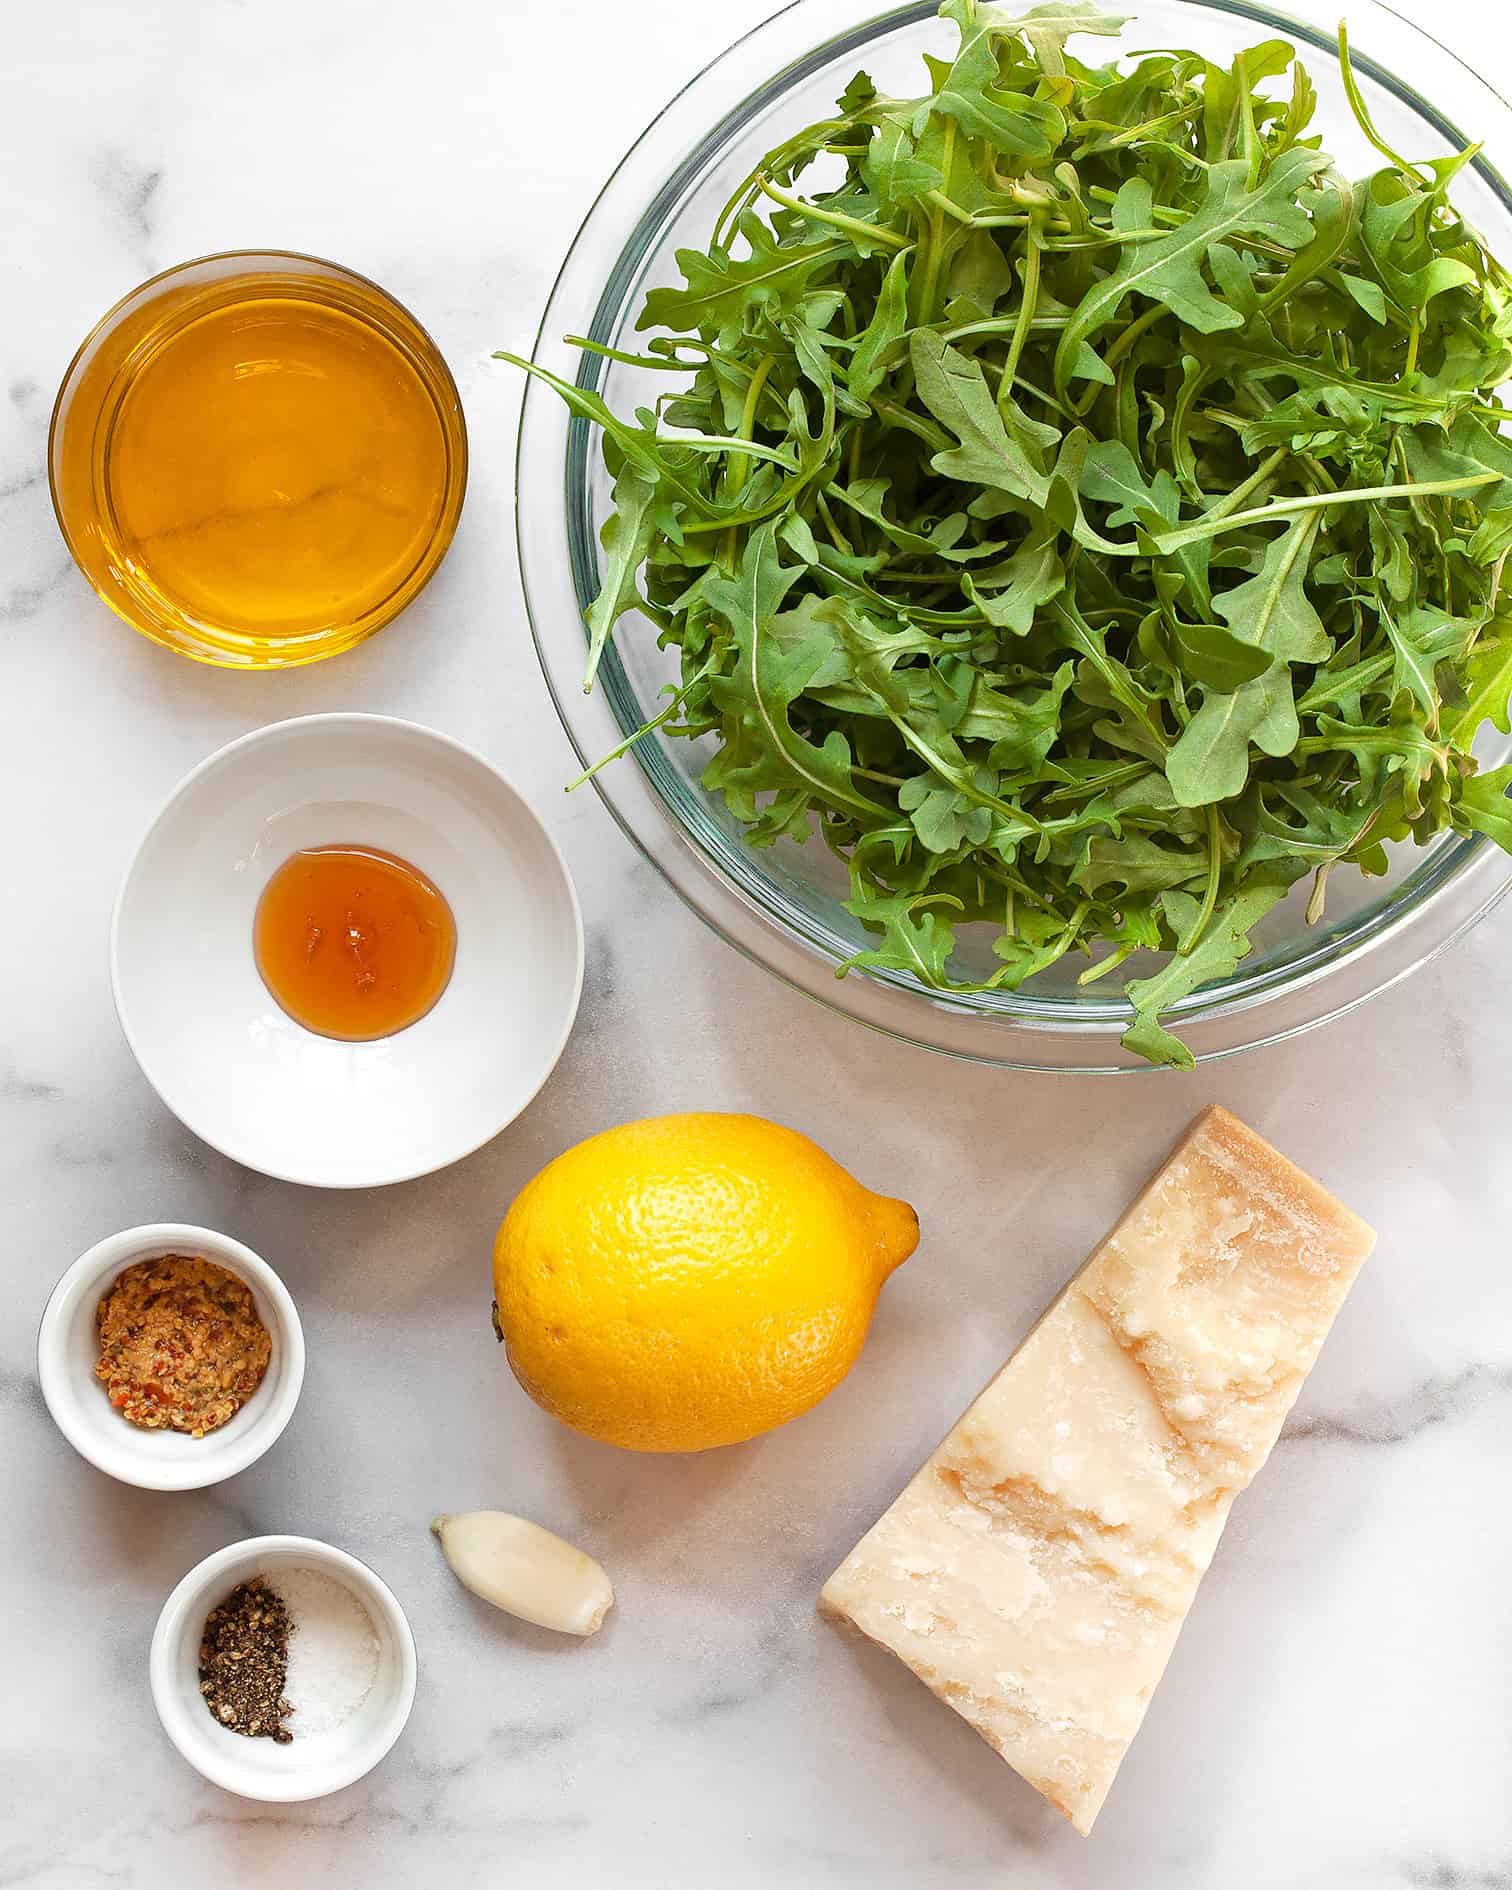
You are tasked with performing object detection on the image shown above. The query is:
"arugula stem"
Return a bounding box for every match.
[1178,805,1224,954]
[942,314,1061,343]
[1101,105,1201,149]
[672,430,794,467]
[563,336,702,372]
[567,664,715,789]
[1337,23,1431,184]
[815,486,854,555]
[757,175,913,252]
[1012,378,1074,418]
[1041,762,1152,803]
[1197,446,1292,520]
[1077,943,1140,984]
[914,118,956,324]
[869,397,953,451]
[1237,53,1262,191]
[923,188,977,227]
[1306,861,1335,923]
[1000,221,1043,413]
[720,353,777,568]
[722,355,777,499]
[1156,472,1499,551]
[713,115,852,247]
[1100,301,1167,375]
[1043,227,1170,249]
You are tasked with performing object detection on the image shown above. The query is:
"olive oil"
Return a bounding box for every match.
[254,844,457,1042]
[51,253,466,666]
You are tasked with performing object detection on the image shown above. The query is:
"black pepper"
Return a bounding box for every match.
[198,1577,294,1743]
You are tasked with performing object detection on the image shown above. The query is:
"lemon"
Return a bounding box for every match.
[491,1113,919,1452]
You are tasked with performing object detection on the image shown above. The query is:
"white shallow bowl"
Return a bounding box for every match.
[37,1223,304,1491]
[113,713,585,1187]
[151,1534,418,1801]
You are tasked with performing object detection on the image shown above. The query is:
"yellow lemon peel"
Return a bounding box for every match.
[492,1112,919,1452]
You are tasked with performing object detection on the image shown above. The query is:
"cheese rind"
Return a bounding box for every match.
[820,1106,1375,1835]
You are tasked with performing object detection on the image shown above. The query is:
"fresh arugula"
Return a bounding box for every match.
[503,0,1512,1068]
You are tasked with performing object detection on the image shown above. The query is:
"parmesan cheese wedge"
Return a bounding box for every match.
[820,1105,1375,1835]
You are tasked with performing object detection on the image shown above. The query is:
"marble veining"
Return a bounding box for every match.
[4,0,1512,1886]
[0,465,46,502]
[0,555,77,623]
[1285,1363,1512,1447]
[1401,1866,1512,1889]
[94,151,163,254]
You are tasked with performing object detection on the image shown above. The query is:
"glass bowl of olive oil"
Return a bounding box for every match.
[50,251,467,668]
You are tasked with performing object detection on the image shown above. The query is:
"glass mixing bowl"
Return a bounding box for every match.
[516,0,1512,1071]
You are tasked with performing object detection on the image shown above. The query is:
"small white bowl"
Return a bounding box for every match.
[151,1535,417,1801]
[37,1223,304,1491]
[112,712,584,1188]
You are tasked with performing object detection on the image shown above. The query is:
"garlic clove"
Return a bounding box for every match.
[430,1510,614,1637]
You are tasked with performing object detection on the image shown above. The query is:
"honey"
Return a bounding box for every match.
[50,252,466,667]
[254,845,457,1042]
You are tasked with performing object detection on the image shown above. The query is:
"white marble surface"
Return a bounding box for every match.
[4,2,1512,1886]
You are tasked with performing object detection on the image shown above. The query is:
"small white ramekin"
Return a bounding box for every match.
[37,1223,304,1490]
[111,712,585,1188]
[150,1535,418,1800]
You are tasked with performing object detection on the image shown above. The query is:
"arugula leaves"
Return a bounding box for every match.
[505,0,1512,1068]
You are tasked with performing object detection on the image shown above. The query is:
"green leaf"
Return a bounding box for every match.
[639,220,845,334]
[1338,272,1386,322]
[933,0,1067,157]
[911,328,1054,505]
[1053,149,1326,392]
[1166,664,1296,805]
[1169,619,1275,691]
[703,525,892,822]
[949,228,1016,315]
[1201,39,1297,161]
[1007,2,1128,74]
[980,661,1075,768]
[841,884,963,985]
[1072,831,1204,896]
[899,771,995,850]
[862,115,946,209]
[848,251,910,401]
[1359,174,1478,312]
[1468,508,1512,567]
[1403,413,1512,517]
[584,464,659,692]
[1379,599,1440,722]
[1078,437,1179,528]
[1211,515,1330,664]
[1164,517,1331,804]
[1121,880,1292,1068]
[1456,763,1512,850]
[1453,624,1512,742]
[964,526,1065,632]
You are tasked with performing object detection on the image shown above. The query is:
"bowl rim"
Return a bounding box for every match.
[36,1222,306,1491]
[48,248,469,671]
[515,0,1512,1071]
[148,1533,418,1802]
[109,710,586,1184]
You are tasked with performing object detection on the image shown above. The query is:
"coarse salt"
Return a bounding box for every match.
[270,1566,380,1740]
